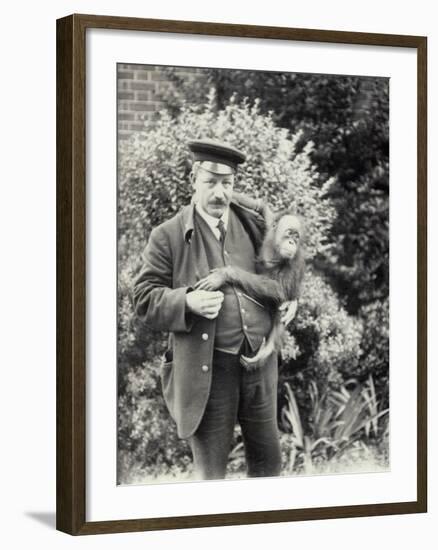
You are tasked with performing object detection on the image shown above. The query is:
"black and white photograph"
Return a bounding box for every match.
[117,63,390,485]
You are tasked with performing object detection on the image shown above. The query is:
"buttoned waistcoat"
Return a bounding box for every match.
[133,200,269,439]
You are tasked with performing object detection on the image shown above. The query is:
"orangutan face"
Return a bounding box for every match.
[275,215,302,259]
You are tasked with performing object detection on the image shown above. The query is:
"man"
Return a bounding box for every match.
[133,138,294,480]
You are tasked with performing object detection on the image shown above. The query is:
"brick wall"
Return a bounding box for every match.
[117,64,203,140]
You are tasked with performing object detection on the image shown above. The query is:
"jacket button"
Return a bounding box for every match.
[201,364,209,372]
[202,333,209,341]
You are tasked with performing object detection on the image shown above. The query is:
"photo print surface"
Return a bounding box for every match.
[117,63,389,486]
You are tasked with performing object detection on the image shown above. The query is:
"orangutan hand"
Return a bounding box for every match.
[194,268,229,291]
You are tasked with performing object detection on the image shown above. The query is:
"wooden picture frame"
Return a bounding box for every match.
[56,13,427,535]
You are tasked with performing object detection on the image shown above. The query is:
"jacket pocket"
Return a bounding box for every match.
[160,349,175,419]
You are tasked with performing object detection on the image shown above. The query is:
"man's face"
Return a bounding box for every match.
[192,165,235,218]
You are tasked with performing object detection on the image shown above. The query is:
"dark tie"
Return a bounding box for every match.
[217,219,226,243]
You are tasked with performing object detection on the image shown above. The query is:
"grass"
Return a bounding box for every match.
[118,433,388,486]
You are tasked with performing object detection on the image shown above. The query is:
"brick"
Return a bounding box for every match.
[130,81,155,91]
[129,123,145,131]
[130,102,156,112]
[118,112,135,121]
[118,71,134,80]
[119,63,144,71]
[117,91,135,101]
[135,70,153,80]
[136,92,153,101]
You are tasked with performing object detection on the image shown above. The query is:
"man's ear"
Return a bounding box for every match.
[189,171,198,195]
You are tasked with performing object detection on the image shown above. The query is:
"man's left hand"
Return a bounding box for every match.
[279,300,298,326]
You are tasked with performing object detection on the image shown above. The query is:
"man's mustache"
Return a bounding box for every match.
[209,200,227,206]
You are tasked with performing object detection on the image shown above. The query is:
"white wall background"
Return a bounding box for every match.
[0,0,435,547]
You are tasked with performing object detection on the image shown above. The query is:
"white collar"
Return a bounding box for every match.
[195,203,229,232]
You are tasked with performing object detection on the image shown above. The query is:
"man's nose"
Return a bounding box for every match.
[213,185,226,198]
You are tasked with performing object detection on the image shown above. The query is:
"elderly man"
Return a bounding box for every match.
[133,138,293,480]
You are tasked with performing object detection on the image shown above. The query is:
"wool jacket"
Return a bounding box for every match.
[132,199,270,439]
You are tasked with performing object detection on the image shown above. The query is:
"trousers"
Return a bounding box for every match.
[189,345,281,480]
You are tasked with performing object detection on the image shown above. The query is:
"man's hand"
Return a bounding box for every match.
[194,268,228,291]
[185,289,224,320]
[279,300,298,326]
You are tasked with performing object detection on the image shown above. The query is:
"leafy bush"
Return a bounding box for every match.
[118,356,192,483]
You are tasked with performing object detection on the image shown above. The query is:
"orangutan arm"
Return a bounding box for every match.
[194,266,285,307]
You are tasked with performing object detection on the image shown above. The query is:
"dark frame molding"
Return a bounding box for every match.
[56,13,427,536]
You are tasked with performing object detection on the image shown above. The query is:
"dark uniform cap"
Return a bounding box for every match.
[188,138,246,175]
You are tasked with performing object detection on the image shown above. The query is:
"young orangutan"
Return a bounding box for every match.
[194,196,305,368]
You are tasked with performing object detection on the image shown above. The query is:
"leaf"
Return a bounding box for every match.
[283,382,304,447]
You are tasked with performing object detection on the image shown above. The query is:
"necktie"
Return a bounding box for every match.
[217,219,226,243]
